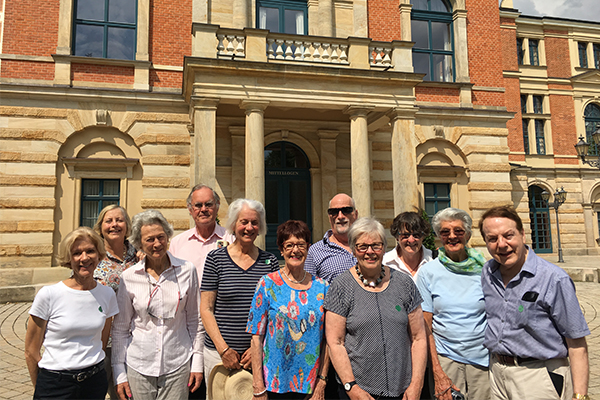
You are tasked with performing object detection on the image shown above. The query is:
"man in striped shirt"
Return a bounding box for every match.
[479,206,590,400]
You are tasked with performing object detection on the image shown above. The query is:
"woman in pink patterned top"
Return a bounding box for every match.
[93,205,138,399]
[93,205,139,293]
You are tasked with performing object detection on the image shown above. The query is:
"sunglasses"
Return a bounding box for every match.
[398,232,423,240]
[439,229,466,238]
[327,206,354,216]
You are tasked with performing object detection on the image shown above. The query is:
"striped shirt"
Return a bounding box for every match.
[201,247,279,353]
[305,230,357,283]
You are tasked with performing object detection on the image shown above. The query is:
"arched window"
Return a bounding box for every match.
[411,0,454,82]
[585,103,600,156]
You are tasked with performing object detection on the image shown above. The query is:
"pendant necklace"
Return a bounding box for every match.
[355,264,385,288]
[281,268,307,284]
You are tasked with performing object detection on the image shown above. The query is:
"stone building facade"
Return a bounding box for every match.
[0,0,596,300]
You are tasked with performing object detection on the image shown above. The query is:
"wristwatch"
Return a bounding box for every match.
[344,381,357,392]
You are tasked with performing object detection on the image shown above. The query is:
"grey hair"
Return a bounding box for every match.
[348,217,387,252]
[129,209,174,249]
[186,184,220,208]
[328,194,356,209]
[226,198,267,237]
[431,207,473,237]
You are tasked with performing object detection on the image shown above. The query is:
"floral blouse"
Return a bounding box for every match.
[94,240,138,292]
[246,271,328,395]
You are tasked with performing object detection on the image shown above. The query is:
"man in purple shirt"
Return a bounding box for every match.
[169,184,234,399]
[479,206,590,400]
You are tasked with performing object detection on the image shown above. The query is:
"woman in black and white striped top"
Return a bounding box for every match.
[200,198,278,397]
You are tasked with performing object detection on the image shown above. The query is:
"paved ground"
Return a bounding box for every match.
[1,278,599,399]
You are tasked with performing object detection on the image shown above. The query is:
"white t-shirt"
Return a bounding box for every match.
[29,281,119,370]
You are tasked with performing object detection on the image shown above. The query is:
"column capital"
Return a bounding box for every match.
[190,96,220,110]
[240,100,270,113]
[317,130,340,140]
[398,3,413,12]
[453,9,468,20]
[343,105,375,118]
[229,126,246,137]
[386,106,418,121]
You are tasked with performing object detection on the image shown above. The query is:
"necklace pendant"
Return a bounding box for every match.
[368,281,376,288]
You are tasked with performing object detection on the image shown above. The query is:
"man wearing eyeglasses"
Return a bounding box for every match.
[479,206,590,400]
[169,184,235,399]
[305,193,358,284]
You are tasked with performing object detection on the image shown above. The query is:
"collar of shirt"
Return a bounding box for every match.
[383,246,433,279]
[489,245,536,285]
[187,224,226,243]
[322,230,350,251]
[132,252,183,278]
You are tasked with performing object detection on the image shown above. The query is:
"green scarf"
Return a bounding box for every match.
[438,247,486,274]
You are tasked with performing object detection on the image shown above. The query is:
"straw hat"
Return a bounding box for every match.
[208,363,254,400]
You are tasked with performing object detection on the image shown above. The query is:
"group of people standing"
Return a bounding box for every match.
[24,185,590,400]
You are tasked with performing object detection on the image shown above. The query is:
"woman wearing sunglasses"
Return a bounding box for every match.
[383,211,434,281]
[112,210,203,400]
[325,218,427,400]
[415,208,489,400]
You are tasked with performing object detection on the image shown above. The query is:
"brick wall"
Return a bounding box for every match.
[367,0,402,41]
[504,77,525,161]
[545,32,571,79]
[415,86,460,104]
[150,70,184,88]
[71,64,135,85]
[501,25,518,71]
[2,0,58,56]
[549,93,577,159]
[1,60,54,81]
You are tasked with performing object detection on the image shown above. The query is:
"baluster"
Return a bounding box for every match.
[313,42,322,62]
[217,35,225,55]
[303,42,312,60]
[382,48,392,66]
[369,47,374,64]
[267,38,275,59]
[285,40,294,60]
[339,45,348,63]
[321,43,330,63]
[236,36,245,57]
[226,35,235,55]
[275,39,285,59]
[375,47,383,65]
[294,41,303,60]
[330,44,339,63]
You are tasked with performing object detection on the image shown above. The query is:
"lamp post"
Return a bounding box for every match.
[574,127,600,168]
[541,187,567,263]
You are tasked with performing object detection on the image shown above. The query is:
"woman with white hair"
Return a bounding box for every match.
[325,217,427,400]
[415,208,489,400]
[112,210,203,400]
[200,198,279,396]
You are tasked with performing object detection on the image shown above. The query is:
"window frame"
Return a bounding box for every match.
[72,0,138,60]
[594,44,600,70]
[585,103,600,156]
[529,39,539,66]
[522,118,530,155]
[579,42,588,68]
[535,119,546,155]
[424,182,451,219]
[533,95,543,114]
[256,0,308,35]
[80,178,121,227]
[411,0,455,83]
[517,38,524,65]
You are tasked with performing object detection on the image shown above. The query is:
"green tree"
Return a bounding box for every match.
[420,208,437,252]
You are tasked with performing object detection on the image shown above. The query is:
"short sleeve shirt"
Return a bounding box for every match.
[416,258,488,367]
[304,230,357,283]
[246,272,328,395]
[201,247,279,353]
[94,240,138,292]
[482,247,590,359]
[324,269,422,397]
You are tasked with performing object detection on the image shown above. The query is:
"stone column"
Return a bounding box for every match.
[453,10,470,83]
[388,107,419,214]
[191,97,220,188]
[230,126,246,200]
[583,205,596,251]
[345,106,374,217]
[399,3,412,42]
[310,168,323,239]
[318,130,339,229]
[240,100,269,249]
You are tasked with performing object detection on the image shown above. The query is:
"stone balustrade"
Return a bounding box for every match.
[191,23,414,72]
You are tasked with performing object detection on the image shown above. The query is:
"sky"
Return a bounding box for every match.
[506,0,600,23]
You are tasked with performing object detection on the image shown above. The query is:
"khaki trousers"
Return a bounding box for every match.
[438,355,490,400]
[489,354,572,400]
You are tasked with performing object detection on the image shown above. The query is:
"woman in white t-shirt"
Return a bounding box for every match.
[24,227,119,400]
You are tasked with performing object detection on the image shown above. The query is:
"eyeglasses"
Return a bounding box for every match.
[439,228,466,238]
[146,268,182,320]
[354,242,384,253]
[327,206,354,216]
[191,201,215,210]
[398,232,423,240]
[282,241,308,251]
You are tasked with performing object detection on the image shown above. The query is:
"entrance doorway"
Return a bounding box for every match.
[528,185,552,253]
[264,141,312,256]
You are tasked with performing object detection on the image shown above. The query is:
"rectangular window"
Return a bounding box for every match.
[73,0,137,60]
[517,38,524,65]
[579,42,588,68]
[535,120,545,155]
[257,0,307,35]
[521,94,528,114]
[424,183,451,219]
[529,39,539,66]
[594,44,600,69]
[80,179,120,227]
[533,95,543,114]
[522,119,530,155]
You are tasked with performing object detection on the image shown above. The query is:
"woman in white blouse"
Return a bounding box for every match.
[112,210,203,400]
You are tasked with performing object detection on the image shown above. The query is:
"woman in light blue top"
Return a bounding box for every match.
[416,208,489,400]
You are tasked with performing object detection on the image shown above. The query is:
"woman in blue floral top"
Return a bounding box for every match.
[247,220,329,400]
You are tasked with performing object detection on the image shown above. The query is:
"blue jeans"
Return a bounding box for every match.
[34,361,108,399]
